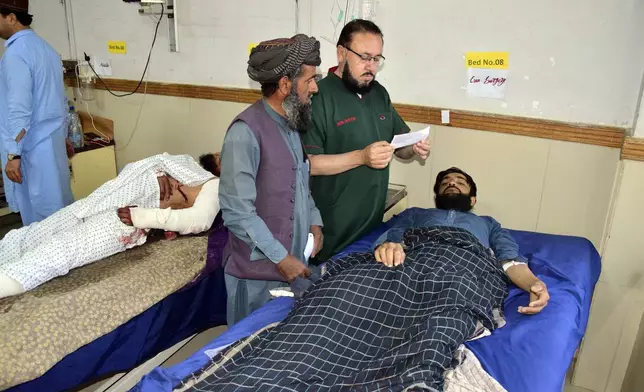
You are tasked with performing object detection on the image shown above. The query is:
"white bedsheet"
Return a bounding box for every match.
[0,153,214,296]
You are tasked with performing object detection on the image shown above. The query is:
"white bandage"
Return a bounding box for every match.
[0,272,25,298]
[130,179,220,235]
[502,260,527,272]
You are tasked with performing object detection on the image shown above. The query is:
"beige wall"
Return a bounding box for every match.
[75,89,619,251]
[572,160,644,392]
[391,123,619,250]
[75,87,644,391]
[621,312,644,392]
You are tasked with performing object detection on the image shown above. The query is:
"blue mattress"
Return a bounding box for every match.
[134,208,601,392]
[7,266,227,392]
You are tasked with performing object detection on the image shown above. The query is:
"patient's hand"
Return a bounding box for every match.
[158,175,174,201]
[519,280,549,315]
[374,242,406,267]
[118,207,134,226]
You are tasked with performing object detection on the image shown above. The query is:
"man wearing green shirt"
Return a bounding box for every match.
[303,19,430,262]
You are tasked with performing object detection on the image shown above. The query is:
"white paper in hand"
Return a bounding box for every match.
[390,126,430,149]
[304,233,315,261]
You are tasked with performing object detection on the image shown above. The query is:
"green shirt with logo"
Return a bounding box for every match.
[303,71,410,261]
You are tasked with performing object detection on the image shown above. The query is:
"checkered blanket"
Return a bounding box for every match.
[188,227,508,392]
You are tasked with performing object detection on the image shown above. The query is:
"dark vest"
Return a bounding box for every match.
[222,100,297,282]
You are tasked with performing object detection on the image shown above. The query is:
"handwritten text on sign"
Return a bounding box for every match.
[108,41,127,54]
[465,52,509,99]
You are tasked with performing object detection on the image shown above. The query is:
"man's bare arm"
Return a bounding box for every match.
[504,262,549,315]
[308,151,363,176]
[309,141,394,176]
[503,263,538,292]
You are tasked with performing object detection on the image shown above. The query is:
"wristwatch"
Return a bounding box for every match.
[7,154,21,161]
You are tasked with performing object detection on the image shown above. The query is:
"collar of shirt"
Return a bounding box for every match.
[5,28,34,48]
[261,98,292,131]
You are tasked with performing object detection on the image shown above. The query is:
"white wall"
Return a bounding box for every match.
[56,0,644,128]
[0,0,68,57]
[371,0,644,127]
[67,0,297,89]
[31,1,69,58]
[634,88,644,137]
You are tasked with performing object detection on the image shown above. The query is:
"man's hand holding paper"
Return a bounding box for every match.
[391,126,431,149]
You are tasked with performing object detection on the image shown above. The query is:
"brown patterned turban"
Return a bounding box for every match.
[247,34,321,83]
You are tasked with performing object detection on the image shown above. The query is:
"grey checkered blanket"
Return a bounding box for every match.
[189,227,508,391]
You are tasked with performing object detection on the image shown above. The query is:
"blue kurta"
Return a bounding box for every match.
[0,29,73,224]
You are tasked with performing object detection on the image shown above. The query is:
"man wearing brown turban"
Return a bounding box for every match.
[219,34,325,326]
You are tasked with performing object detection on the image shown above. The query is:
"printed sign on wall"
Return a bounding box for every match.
[465,52,509,100]
[108,41,127,54]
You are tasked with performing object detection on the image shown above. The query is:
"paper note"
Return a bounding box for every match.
[304,233,314,261]
[107,40,127,54]
[466,52,509,100]
[441,110,450,124]
[92,57,113,76]
[248,43,258,55]
[390,126,430,149]
[465,52,509,70]
[467,68,508,100]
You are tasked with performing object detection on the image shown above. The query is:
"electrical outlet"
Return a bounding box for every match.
[62,59,78,75]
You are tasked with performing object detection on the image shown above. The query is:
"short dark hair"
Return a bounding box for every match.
[433,167,477,197]
[260,65,303,98]
[0,8,33,26]
[199,153,220,177]
[337,19,383,48]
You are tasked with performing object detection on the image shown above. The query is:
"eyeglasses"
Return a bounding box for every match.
[343,46,385,67]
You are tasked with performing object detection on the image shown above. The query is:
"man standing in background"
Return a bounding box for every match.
[0,0,73,225]
[303,19,430,261]
[219,34,323,326]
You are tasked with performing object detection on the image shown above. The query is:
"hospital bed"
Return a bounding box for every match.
[0,214,229,392]
[132,207,601,392]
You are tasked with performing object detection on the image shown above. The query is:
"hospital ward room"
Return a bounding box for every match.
[1,1,644,392]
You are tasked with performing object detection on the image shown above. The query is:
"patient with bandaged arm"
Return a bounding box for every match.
[373,167,550,315]
[0,153,222,299]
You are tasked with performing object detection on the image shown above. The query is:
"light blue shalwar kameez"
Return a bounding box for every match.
[0,29,73,225]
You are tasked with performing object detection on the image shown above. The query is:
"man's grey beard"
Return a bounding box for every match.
[282,84,313,132]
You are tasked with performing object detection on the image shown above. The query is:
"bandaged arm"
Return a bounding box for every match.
[129,179,220,235]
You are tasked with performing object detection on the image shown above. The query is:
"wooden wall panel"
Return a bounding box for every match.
[66,77,626,149]
[622,137,644,161]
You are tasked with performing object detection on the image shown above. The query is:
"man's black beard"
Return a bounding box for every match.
[341,62,374,95]
[283,86,313,133]
[435,193,473,212]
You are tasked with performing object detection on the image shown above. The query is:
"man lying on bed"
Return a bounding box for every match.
[174,171,548,391]
[0,152,221,299]
[373,167,550,315]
